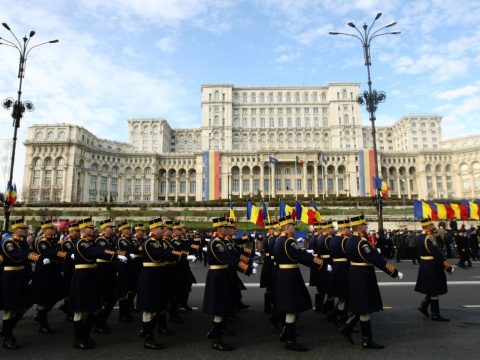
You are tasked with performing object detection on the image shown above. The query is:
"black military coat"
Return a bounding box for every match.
[415,232,452,296]
[328,235,350,300]
[309,233,332,291]
[346,234,398,314]
[116,235,143,296]
[273,234,323,313]
[260,234,275,289]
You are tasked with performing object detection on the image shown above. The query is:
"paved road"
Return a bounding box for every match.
[1,260,480,359]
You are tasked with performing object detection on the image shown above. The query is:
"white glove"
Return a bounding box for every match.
[205,238,211,243]
[255,251,261,257]
[377,248,382,254]
[187,255,197,262]
[327,264,332,272]
[202,246,208,252]
[252,262,259,269]
[70,253,75,260]
[129,253,136,259]
[117,255,127,263]
[43,258,51,265]
[252,268,257,275]
[306,249,314,254]
[449,267,454,275]
[397,272,403,280]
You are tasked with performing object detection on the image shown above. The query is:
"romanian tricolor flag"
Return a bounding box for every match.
[428,201,439,220]
[203,150,221,201]
[5,182,17,205]
[279,201,297,221]
[358,149,376,196]
[468,201,479,220]
[436,203,447,220]
[229,203,237,227]
[311,200,322,223]
[294,201,317,225]
[262,202,270,224]
[413,200,432,219]
[247,201,264,227]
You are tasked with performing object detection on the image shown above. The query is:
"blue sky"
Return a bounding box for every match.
[1,0,480,195]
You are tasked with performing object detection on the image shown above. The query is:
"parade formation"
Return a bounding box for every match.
[0,212,460,352]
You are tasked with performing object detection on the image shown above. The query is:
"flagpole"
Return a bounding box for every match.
[294,156,298,201]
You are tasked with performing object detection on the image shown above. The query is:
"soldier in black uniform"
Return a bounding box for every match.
[70,217,128,349]
[260,221,276,314]
[1,218,48,349]
[455,228,472,268]
[93,218,120,334]
[340,215,402,349]
[32,220,66,334]
[273,215,324,352]
[415,218,453,321]
[59,223,80,321]
[136,217,189,350]
[116,221,143,322]
[327,219,351,326]
[203,217,254,351]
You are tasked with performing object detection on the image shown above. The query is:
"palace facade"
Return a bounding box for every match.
[22,83,480,203]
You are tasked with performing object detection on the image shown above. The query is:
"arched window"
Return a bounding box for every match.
[35,131,43,141]
[47,131,54,141]
[101,164,108,173]
[55,158,65,166]
[135,167,142,176]
[90,163,98,172]
[277,92,283,102]
[58,131,65,140]
[111,166,118,175]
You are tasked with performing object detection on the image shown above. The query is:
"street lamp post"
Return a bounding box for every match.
[329,13,400,233]
[1,22,58,231]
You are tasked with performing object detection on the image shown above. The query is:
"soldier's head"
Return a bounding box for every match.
[337,219,351,236]
[162,220,173,237]
[350,215,367,236]
[11,218,28,237]
[148,218,163,237]
[172,222,183,238]
[134,224,146,238]
[99,218,114,237]
[68,223,80,239]
[212,217,229,236]
[322,220,335,236]
[279,215,295,236]
[40,220,56,238]
[117,221,131,237]
[420,218,433,233]
[79,217,95,239]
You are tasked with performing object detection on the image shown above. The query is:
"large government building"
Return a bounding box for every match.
[22,83,480,204]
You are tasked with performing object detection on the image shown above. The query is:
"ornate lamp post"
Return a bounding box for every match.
[329,13,400,233]
[1,22,58,231]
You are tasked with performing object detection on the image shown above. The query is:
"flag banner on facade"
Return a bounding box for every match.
[279,201,297,221]
[320,155,328,165]
[268,155,279,164]
[358,149,376,196]
[246,201,264,227]
[295,155,305,165]
[413,199,476,220]
[203,150,221,201]
[294,201,318,225]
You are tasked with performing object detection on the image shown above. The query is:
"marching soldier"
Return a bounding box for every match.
[415,217,453,321]
[327,219,351,326]
[340,215,402,349]
[1,218,48,349]
[260,220,276,314]
[116,221,143,322]
[273,215,324,352]
[59,223,81,321]
[32,219,66,334]
[136,217,191,349]
[70,217,128,349]
[94,218,120,334]
[203,217,254,351]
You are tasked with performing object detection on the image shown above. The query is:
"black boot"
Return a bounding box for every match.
[284,323,308,352]
[264,293,272,313]
[322,298,335,316]
[83,313,98,348]
[2,318,20,350]
[360,320,384,349]
[340,314,359,344]
[94,305,112,334]
[210,322,233,351]
[119,299,134,323]
[337,309,348,328]
[430,299,450,322]
[37,308,56,334]
[314,293,324,313]
[144,320,164,350]
[73,320,93,349]
[157,313,174,336]
[418,296,430,318]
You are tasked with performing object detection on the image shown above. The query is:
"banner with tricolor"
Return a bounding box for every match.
[203,150,221,201]
[279,201,297,221]
[358,149,376,196]
[5,182,17,205]
[374,177,390,199]
[295,200,320,225]
[413,200,478,220]
[246,201,264,227]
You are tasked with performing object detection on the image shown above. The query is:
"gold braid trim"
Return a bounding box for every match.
[386,262,396,275]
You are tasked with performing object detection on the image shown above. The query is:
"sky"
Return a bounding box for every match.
[1,0,480,198]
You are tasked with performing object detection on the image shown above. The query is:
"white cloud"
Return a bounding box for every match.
[156,36,177,53]
[436,85,480,100]
[276,52,301,63]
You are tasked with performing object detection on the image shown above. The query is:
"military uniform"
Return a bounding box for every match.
[32,220,66,333]
[203,217,253,351]
[415,218,453,321]
[116,221,142,322]
[341,215,400,350]
[260,221,277,313]
[59,223,80,320]
[1,219,43,349]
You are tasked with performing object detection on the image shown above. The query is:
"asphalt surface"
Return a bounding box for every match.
[1,259,480,360]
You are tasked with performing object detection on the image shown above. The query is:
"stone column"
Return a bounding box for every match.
[239,175,243,199]
[396,177,401,199]
[314,162,319,197]
[303,162,308,197]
